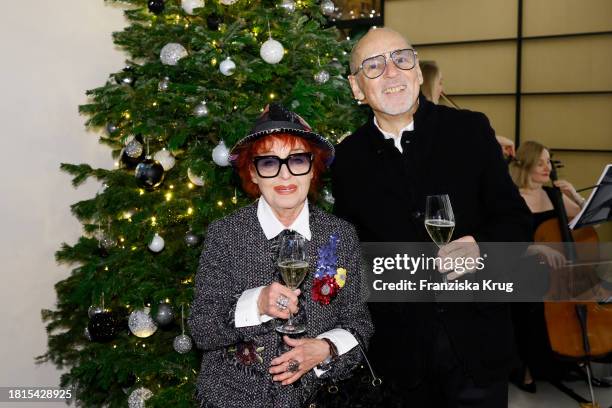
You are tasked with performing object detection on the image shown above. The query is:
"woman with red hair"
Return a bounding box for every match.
[188,103,373,408]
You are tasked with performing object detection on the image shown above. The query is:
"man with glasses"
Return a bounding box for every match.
[331,28,531,407]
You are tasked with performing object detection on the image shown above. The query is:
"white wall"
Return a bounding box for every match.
[0,1,126,405]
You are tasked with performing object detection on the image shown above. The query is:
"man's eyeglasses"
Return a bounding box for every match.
[353,48,418,79]
[252,153,314,178]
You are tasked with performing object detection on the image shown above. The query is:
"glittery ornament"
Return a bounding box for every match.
[187,168,205,186]
[153,149,175,171]
[260,38,284,64]
[219,57,236,76]
[125,139,144,158]
[320,0,335,16]
[314,70,330,84]
[135,158,165,189]
[88,312,122,342]
[160,43,188,66]
[184,231,200,247]
[158,76,170,91]
[219,0,238,4]
[193,100,209,117]
[128,387,153,408]
[148,0,165,14]
[148,233,165,253]
[173,334,193,354]
[128,308,158,338]
[212,140,230,166]
[279,0,295,13]
[181,0,203,15]
[153,302,175,326]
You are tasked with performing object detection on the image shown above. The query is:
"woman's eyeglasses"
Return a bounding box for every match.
[253,152,314,178]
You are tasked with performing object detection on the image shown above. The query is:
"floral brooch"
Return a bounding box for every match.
[312,234,347,305]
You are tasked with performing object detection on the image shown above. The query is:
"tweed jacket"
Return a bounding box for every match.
[188,201,373,408]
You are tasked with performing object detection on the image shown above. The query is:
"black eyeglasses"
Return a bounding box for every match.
[353,48,418,79]
[252,153,314,178]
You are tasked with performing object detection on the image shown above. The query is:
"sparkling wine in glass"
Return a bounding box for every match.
[276,232,308,334]
[425,194,455,283]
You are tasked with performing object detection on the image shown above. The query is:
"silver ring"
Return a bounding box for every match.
[287,359,300,373]
[276,295,289,310]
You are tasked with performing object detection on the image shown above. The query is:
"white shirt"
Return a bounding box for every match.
[234,197,358,376]
[373,116,414,153]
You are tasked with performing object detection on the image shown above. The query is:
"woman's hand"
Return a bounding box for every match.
[269,336,330,385]
[529,244,567,269]
[553,180,583,205]
[258,282,300,319]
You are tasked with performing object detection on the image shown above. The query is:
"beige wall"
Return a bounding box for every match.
[386,0,612,240]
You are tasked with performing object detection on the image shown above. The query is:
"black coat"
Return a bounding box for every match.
[331,95,532,386]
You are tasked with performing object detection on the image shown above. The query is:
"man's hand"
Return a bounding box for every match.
[258,282,300,319]
[437,235,481,281]
[269,336,330,385]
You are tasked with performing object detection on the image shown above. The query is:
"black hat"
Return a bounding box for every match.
[229,103,335,166]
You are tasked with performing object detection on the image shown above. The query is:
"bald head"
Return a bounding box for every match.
[350,27,413,74]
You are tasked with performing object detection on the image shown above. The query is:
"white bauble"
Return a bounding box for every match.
[153,149,175,171]
[160,43,188,66]
[128,387,153,408]
[187,168,205,186]
[220,0,238,4]
[260,38,284,64]
[193,101,209,117]
[212,140,230,166]
[219,57,236,76]
[181,0,204,15]
[128,308,158,338]
[314,70,330,84]
[148,233,165,252]
[279,0,296,13]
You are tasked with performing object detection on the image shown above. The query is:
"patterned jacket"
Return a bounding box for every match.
[188,201,373,408]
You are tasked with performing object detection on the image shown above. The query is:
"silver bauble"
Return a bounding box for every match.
[106,123,118,135]
[153,303,175,326]
[320,0,335,16]
[100,235,117,249]
[187,168,205,186]
[219,57,236,76]
[260,38,284,64]
[212,140,230,166]
[153,149,175,171]
[158,76,170,91]
[125,140,144,158]
[173,334,193,354]
[279,0,295,13]
[314,70,330,84]
[128,308,158,338]
[193,101,209,117]
[184,231,200,247]
[322,187,335,204]
[181,0,204,15]
[148,233,165,253]
[160,43,188,66]
[128,387,153,408]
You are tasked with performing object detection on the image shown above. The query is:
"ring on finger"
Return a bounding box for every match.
[276,295,289,311]
[287,359,300,373]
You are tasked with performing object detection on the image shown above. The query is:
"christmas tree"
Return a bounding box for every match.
[37,0,365,406]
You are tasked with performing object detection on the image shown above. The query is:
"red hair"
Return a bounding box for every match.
[234,133,330,199]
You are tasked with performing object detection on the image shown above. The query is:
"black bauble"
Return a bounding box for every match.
[147,0,165,14]
[135,159,165,189]
[88,312,121,342]
[207,14,222,30]
[121,148,145,170]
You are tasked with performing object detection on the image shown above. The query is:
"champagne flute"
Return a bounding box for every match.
[276,232,308,334]
[425,194,455,283]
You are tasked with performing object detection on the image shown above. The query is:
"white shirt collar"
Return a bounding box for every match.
[373,116,414,153]
[257,197,312,241]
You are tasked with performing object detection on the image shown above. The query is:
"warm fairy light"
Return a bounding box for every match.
[169,185,174,189]
[131,246,137,251]
[142,344,147,348]
[151,216,157,226]
[123,211,133,219]
[120,237,125,242]
[165,192,173,201]
[187,207,194,215]
[113,344,117,349]
[269,93,276,99]
[114,161,120,168]
[165,298,170,303]
[122,111,131,119]
[211,58,217,66]
[231,196,238,205]
[182,277,193,284]
[184,23,189,28]
[104,266,109,271]
[212,40,217,47]
[139,189,145,196]
[152,102,158,107]
[188,183,194,189]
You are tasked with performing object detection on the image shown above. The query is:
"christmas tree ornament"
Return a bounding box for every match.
[329,58,344,73]
[322,187,335,204]
[173,305,192,353]
[219,57,236,76]
[88,311,121,342]
[279,0,296,13]
[158,76,170,91]
[320,0,335,16]
[148,233,165,252]
[192,100,209,117]
[128,387,153,408]
[88,305,104,318]
[212,140,230,166]
[106,123,118,135]
[115,66,136,87]
[260,38,284,64]
[181,0,204,15]
[187,168,205,186]
[147,0,165,14]
[153,149,175,171]
[220,0,238,5]
[160,43,188,66]
[128,308,158,338]
[153,302,175,327]
[173,334,193,354]
[125,139,144,158]
[135,158,165,189]
[206,14,222,30]
[314,70,330,84]
[184,230,200,247]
